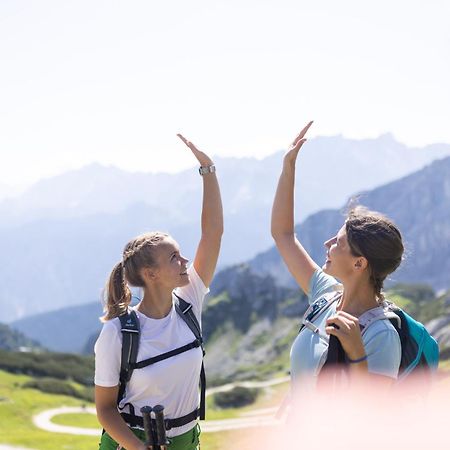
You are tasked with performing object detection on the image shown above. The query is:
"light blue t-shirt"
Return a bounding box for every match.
[290,269,401,386]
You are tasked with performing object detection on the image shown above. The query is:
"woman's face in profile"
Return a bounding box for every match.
[323,225,356,278]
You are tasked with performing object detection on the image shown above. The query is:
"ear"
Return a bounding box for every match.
[354,257,368,270]
[141,267,158,282]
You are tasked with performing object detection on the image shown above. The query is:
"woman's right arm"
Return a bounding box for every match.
[271,121,319,295]
[95,385,148,450]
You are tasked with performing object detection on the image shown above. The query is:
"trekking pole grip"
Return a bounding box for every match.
[153,404,170,448]
[140,406,155,448]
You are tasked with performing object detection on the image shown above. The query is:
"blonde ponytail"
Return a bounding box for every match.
[101,261,132,322]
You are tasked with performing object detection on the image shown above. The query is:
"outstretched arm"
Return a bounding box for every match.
[177,134,223,288]
[271,121,319,295]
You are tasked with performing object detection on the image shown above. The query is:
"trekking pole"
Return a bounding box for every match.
[140,406,156,449]
[153,404,170,449]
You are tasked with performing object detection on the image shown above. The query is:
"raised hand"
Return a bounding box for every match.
[177,134,214,167]
[284,121,313,165]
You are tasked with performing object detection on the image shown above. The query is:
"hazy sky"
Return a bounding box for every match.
[1,0,449,187]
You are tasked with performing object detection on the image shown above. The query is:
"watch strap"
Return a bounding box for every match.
[198,165,216,175]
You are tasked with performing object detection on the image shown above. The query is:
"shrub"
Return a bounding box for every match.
[24,378,79,397]
[213,386,259,408]
[0,350,94,385]
[22,377,94,402]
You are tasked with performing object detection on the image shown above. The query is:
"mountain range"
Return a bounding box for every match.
[250,155,450,292]
[9,155,450,359]
[1,134,449,322]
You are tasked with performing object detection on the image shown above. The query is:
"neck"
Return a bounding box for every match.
[138,284,173,319]
[338,278,379,317]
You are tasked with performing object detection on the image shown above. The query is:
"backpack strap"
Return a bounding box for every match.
[319,302,400,382]
[174,294,203,344]
[118,309,140,405]
[117,295,206,421]
[358,306,401,335]
[131,338,203,369]
[299,291,341,335]
[173,293,206,420]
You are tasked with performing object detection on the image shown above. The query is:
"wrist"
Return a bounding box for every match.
[199,164,216,176]
[347,353,368,364]
[282,158,296,171]
[199,158,214,166]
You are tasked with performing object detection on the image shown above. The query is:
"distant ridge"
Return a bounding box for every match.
[1,135,450,322]
[250,156,450,291]
[0,322,42,351]
[11,302,103,354]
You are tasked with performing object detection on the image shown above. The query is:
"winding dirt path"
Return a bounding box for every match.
[33,405,280,435]
[32,377,289,435]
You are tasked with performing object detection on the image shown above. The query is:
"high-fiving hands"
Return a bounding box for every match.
[284,121,314,166]
[177,134,214,167]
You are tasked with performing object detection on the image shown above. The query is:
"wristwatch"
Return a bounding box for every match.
[198,165,216,175]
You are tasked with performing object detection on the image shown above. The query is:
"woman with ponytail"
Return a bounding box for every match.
[95,135,223,450]
[271,121,404,390]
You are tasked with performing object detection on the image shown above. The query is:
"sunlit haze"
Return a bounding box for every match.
[1,0,449,188]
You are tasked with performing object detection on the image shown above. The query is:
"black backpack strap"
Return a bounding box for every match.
[121,407,200,431]
[322,334,347,367]
[173,293,203,345]
[173,293,206,420]
[131,338,203,369]
[118,309,140,404]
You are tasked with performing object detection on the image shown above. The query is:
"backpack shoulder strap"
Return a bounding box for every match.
[173,293,203,344]
[359,306,401,336]
[173,292,206,420]
[117,309,140,404]
[299,291,341,334]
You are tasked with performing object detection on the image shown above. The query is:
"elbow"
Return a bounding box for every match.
[270,222,280,240]
[270,227,279,240]
[271,229,293,242]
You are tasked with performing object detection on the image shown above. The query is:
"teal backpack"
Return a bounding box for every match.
[380,303,440,379]
[301,293,440,379]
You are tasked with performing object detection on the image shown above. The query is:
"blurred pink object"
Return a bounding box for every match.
[243,372,450,450]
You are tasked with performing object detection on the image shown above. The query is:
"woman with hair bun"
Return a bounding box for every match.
[271,121,404,389]
[95,135,223,450]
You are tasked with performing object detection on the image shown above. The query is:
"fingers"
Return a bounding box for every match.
[290,120,313,148]
[177,133,197,151]
[325,313,359,336]
[177,133,214,166]
[326,315,352,330]
[325,325,340,337]
[336,310,359,321]
[289,138,307,152]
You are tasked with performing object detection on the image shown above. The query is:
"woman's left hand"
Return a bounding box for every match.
[325,311,366,361]
[177,134,214,167]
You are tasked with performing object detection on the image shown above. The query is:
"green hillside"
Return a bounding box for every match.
[0,368,288,450]
[0,370,98,449]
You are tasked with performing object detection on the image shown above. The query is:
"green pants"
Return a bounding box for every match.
[99,424,200,450]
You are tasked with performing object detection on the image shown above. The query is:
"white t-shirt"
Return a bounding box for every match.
[94,265,209,437]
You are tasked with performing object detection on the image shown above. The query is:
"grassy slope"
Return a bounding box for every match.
[0,370,97,449]
[0,369,289,449]
[2,366,450,450]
